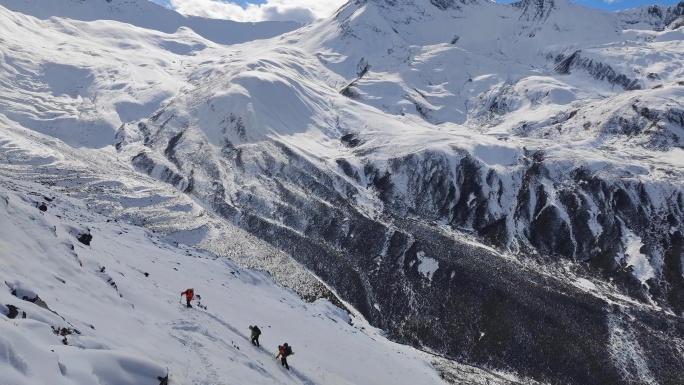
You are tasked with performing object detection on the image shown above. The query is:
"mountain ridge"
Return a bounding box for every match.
[0,0,300,45]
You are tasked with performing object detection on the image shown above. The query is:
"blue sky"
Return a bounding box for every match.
[151,0,683,23]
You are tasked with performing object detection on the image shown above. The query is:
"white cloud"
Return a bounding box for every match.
[169,0,347,23]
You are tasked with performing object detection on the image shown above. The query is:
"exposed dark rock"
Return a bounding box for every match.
[429,0,469,11]
[38,203,47,212]
[26,295,52,312]
[132,152,192,193]
[554,51,640,90]
[340,133,361,148]
[340,83,361,99]
[514,0,556,24]
[669,15,684,29]
[663,231,684,313]
[77,233,93,246]
[164,130,186,169]
[52,326,80,337]
[219,113,246,141]
[356,58,370,78]
[5,304,26,319]
[336,159,361,183]
[410,98,434,122]
[341,58,371,99]
[648,5,663,18]
[556,51,581,75]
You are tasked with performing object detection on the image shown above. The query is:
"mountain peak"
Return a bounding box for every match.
[361,0,480,10]
[616,0,684,31]
[428,0,478,10]
[512,0,574,23]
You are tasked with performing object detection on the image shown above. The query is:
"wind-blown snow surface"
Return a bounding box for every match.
[0,177,496,385]
[1,0,684,384]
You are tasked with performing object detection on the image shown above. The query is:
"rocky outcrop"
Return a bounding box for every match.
[132,152,193,193]
[429,0,476,10]
[669,15,684,29]
[366,149,684,310]
[554,51,641,90]
[513,0,556,23]
[617,1,684,31]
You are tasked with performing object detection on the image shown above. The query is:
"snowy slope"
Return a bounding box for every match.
[0,0,684,384]
[0,176,519,385]
[0,0,298,149]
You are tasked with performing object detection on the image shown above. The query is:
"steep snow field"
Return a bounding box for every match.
[0,177,517,385]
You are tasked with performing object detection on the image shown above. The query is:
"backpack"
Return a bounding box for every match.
[284,345,293,357]
[254,326,261,336]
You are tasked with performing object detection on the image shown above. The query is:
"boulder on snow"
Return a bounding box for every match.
[78,233,93,246]
[6,281,55,313]
[3,304,27,319]
[64,225,94,246]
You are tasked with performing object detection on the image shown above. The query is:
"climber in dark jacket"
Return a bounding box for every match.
[249,325,261,347]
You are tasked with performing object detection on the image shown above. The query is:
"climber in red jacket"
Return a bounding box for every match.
[181,288,194,308]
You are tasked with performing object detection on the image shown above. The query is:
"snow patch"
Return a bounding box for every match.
[623,231,656,285]
[416,251,439,282]
[574,278,596,291]
[472,144,519,167]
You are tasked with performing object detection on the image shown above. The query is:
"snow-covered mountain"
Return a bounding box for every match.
[1,0,683,384]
